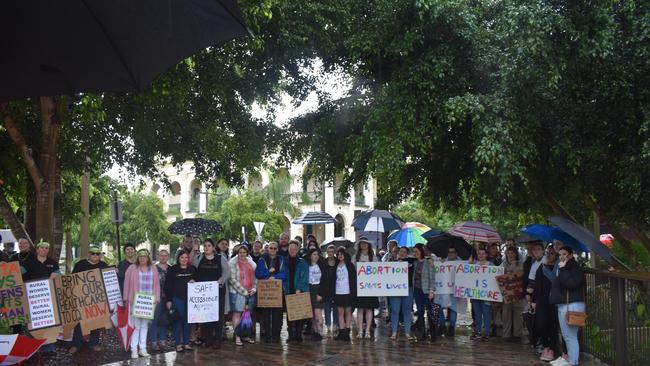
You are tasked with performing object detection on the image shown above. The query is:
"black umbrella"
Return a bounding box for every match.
[549,216,628,268]
[425,233,474,260]
[320,237,354,251]
[168,218,222,236]
[292,211,337,225]
[1,0,249,101]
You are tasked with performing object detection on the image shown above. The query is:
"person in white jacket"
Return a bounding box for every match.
[229,246,258,346]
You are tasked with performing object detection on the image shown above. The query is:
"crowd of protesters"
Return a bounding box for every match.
[0,230,585,365]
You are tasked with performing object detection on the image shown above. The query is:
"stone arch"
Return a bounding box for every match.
[151,183,160,195]
[170,181,181,196]
[335,213,346,238]
[248,171,264,191]
[190,179,202,199]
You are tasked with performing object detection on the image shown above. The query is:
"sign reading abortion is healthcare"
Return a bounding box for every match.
[356,262,408,297]
[454,263,504,302]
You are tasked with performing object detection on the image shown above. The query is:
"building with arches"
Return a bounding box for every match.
[145,161,377,243]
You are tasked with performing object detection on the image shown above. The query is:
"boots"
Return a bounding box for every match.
[344,328,351,341]
[446,325,455,337]
[438,324,446,337]
[416,319,426,341]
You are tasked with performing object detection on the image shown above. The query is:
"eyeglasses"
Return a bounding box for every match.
[269,247,278,250]
[90,253,100,256]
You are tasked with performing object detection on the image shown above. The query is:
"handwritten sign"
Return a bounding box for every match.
[453,263,505,302]
[101,268,122,310]
[26,278,60,330]
[55,268,110,336]
[356,262,408,297]
[132,292,155,319]
[285,293,312,321]
[495,272,525,304]
[0,261,28,327]
[187,281,219,323]
[432,261,457,295]
[257,279,283,308]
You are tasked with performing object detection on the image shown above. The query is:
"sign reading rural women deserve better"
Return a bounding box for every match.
[356,262,408,297]
[453,262,504,302]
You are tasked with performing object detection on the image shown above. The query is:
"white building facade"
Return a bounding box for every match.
[145,162,377,244]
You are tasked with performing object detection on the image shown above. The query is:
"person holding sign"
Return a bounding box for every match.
[149,249,170,351]
[165,250,196,353]
[68,245,109,355]
[285,241,309,343]
[351,238,379,339]
[255,241,287,343]
[333,247,356,342]
[123,249,160,359]
[389,247,415,341]
[196,239,230,349]
[229,245,256,346]
[435,246,461,337]
[470,247,493,342]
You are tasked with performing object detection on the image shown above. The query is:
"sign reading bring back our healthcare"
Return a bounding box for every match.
[356,262,409,297]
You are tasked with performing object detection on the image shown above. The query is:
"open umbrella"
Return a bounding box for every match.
[292,211,337,225]
[425,233,474,260]
[448,221,501,243]
[320,237,354,250]
[111,303,134,351]
[421,229,445,239]
[549,216,625,267]
[352,210,404,232]
[387,222,432,247]
[1,1,249,101]
[0,334,45,365]
[168,218,222,236]
[520,224,590,253]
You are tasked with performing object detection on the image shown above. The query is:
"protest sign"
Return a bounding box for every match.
[285,292,312,321]
[55,268,110,337]
[101,268,122,310]
[25,278,60,330]
[432,261,458,295]
[495,272,525,304]
[257,279,283,308]
[132,292,155,319]
[0,261,27,327]
[187,281,219,323]
[453,262,505,302]
[356,262,408,297]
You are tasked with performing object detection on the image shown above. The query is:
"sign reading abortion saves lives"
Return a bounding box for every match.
[432,261,457,295]
[454,263,504,302]
[356,262,408,297]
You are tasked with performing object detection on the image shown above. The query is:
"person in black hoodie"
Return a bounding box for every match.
[333,247,356,341]
[165,250,196,353]
[195,239,230,349]
[532,246,559,362]
[550,246,585,366]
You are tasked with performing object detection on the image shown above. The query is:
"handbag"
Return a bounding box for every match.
[428,302,442,326]
[165,306,181,324]
[565,291,587,327]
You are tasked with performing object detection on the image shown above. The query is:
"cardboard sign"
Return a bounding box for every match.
[496,272,525,304]
[101,268,122,310]
[257,279,283,308]
[187,281,219,323]
[132,292,155,319]
[453,262,505,302]
[0,261,28,327]
[55,268,111,337]
[285,292,312,321]
[356,262,409,297]
[26,278,60,330]
[432,261,457,295]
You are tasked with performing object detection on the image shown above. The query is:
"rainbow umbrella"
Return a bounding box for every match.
[387,222,432,247]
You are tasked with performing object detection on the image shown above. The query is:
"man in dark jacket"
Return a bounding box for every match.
[117,242,136,293]
[255,242,287,343]
[285,242,309,342]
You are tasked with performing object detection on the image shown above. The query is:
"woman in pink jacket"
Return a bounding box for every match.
[123,248,161,359]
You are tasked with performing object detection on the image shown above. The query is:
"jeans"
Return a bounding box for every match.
[471,299,492,336]
[389,287,413,335]
[323,300,338,326]
[149,301,168,343]
[203,285,226,345]
[71,323,101,348]
[172,296,190,346]
[413,287,428,321]
[438,308,457,327]
[558,302,585,365]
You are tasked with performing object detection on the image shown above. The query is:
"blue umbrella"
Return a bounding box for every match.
[520,224,590,253]
[421,229,444,239]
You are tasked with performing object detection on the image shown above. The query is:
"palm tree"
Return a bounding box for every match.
[263,170,301,217]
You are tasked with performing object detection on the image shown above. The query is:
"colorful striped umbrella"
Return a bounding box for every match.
[448,221,501,243]
[387,222,432,247]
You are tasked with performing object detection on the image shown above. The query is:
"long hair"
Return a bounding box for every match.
[355,240,375,262]
[337,247,351,264]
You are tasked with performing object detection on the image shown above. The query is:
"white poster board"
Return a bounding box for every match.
[432,261,458,295]
[453,262,505,302]
[187,281,219,323]
[101,268,122,310]
[132,292,155,319]
[356,262,408,297]
[25,279,58,329]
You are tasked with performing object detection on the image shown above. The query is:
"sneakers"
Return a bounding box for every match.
[68,346,79,355]
[550,356,571,366]
[470,332,481,341]
[131,350,139,359]
[480,336,489,342]
[139,348,150,357]
[540,348,554,361]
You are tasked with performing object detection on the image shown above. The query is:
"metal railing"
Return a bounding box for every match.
[582,270,650,366]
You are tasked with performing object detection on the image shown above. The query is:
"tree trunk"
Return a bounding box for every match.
[65,229,73,274]
[79,171,90,259]
[0,192,32,245]
[52,165,63,260]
